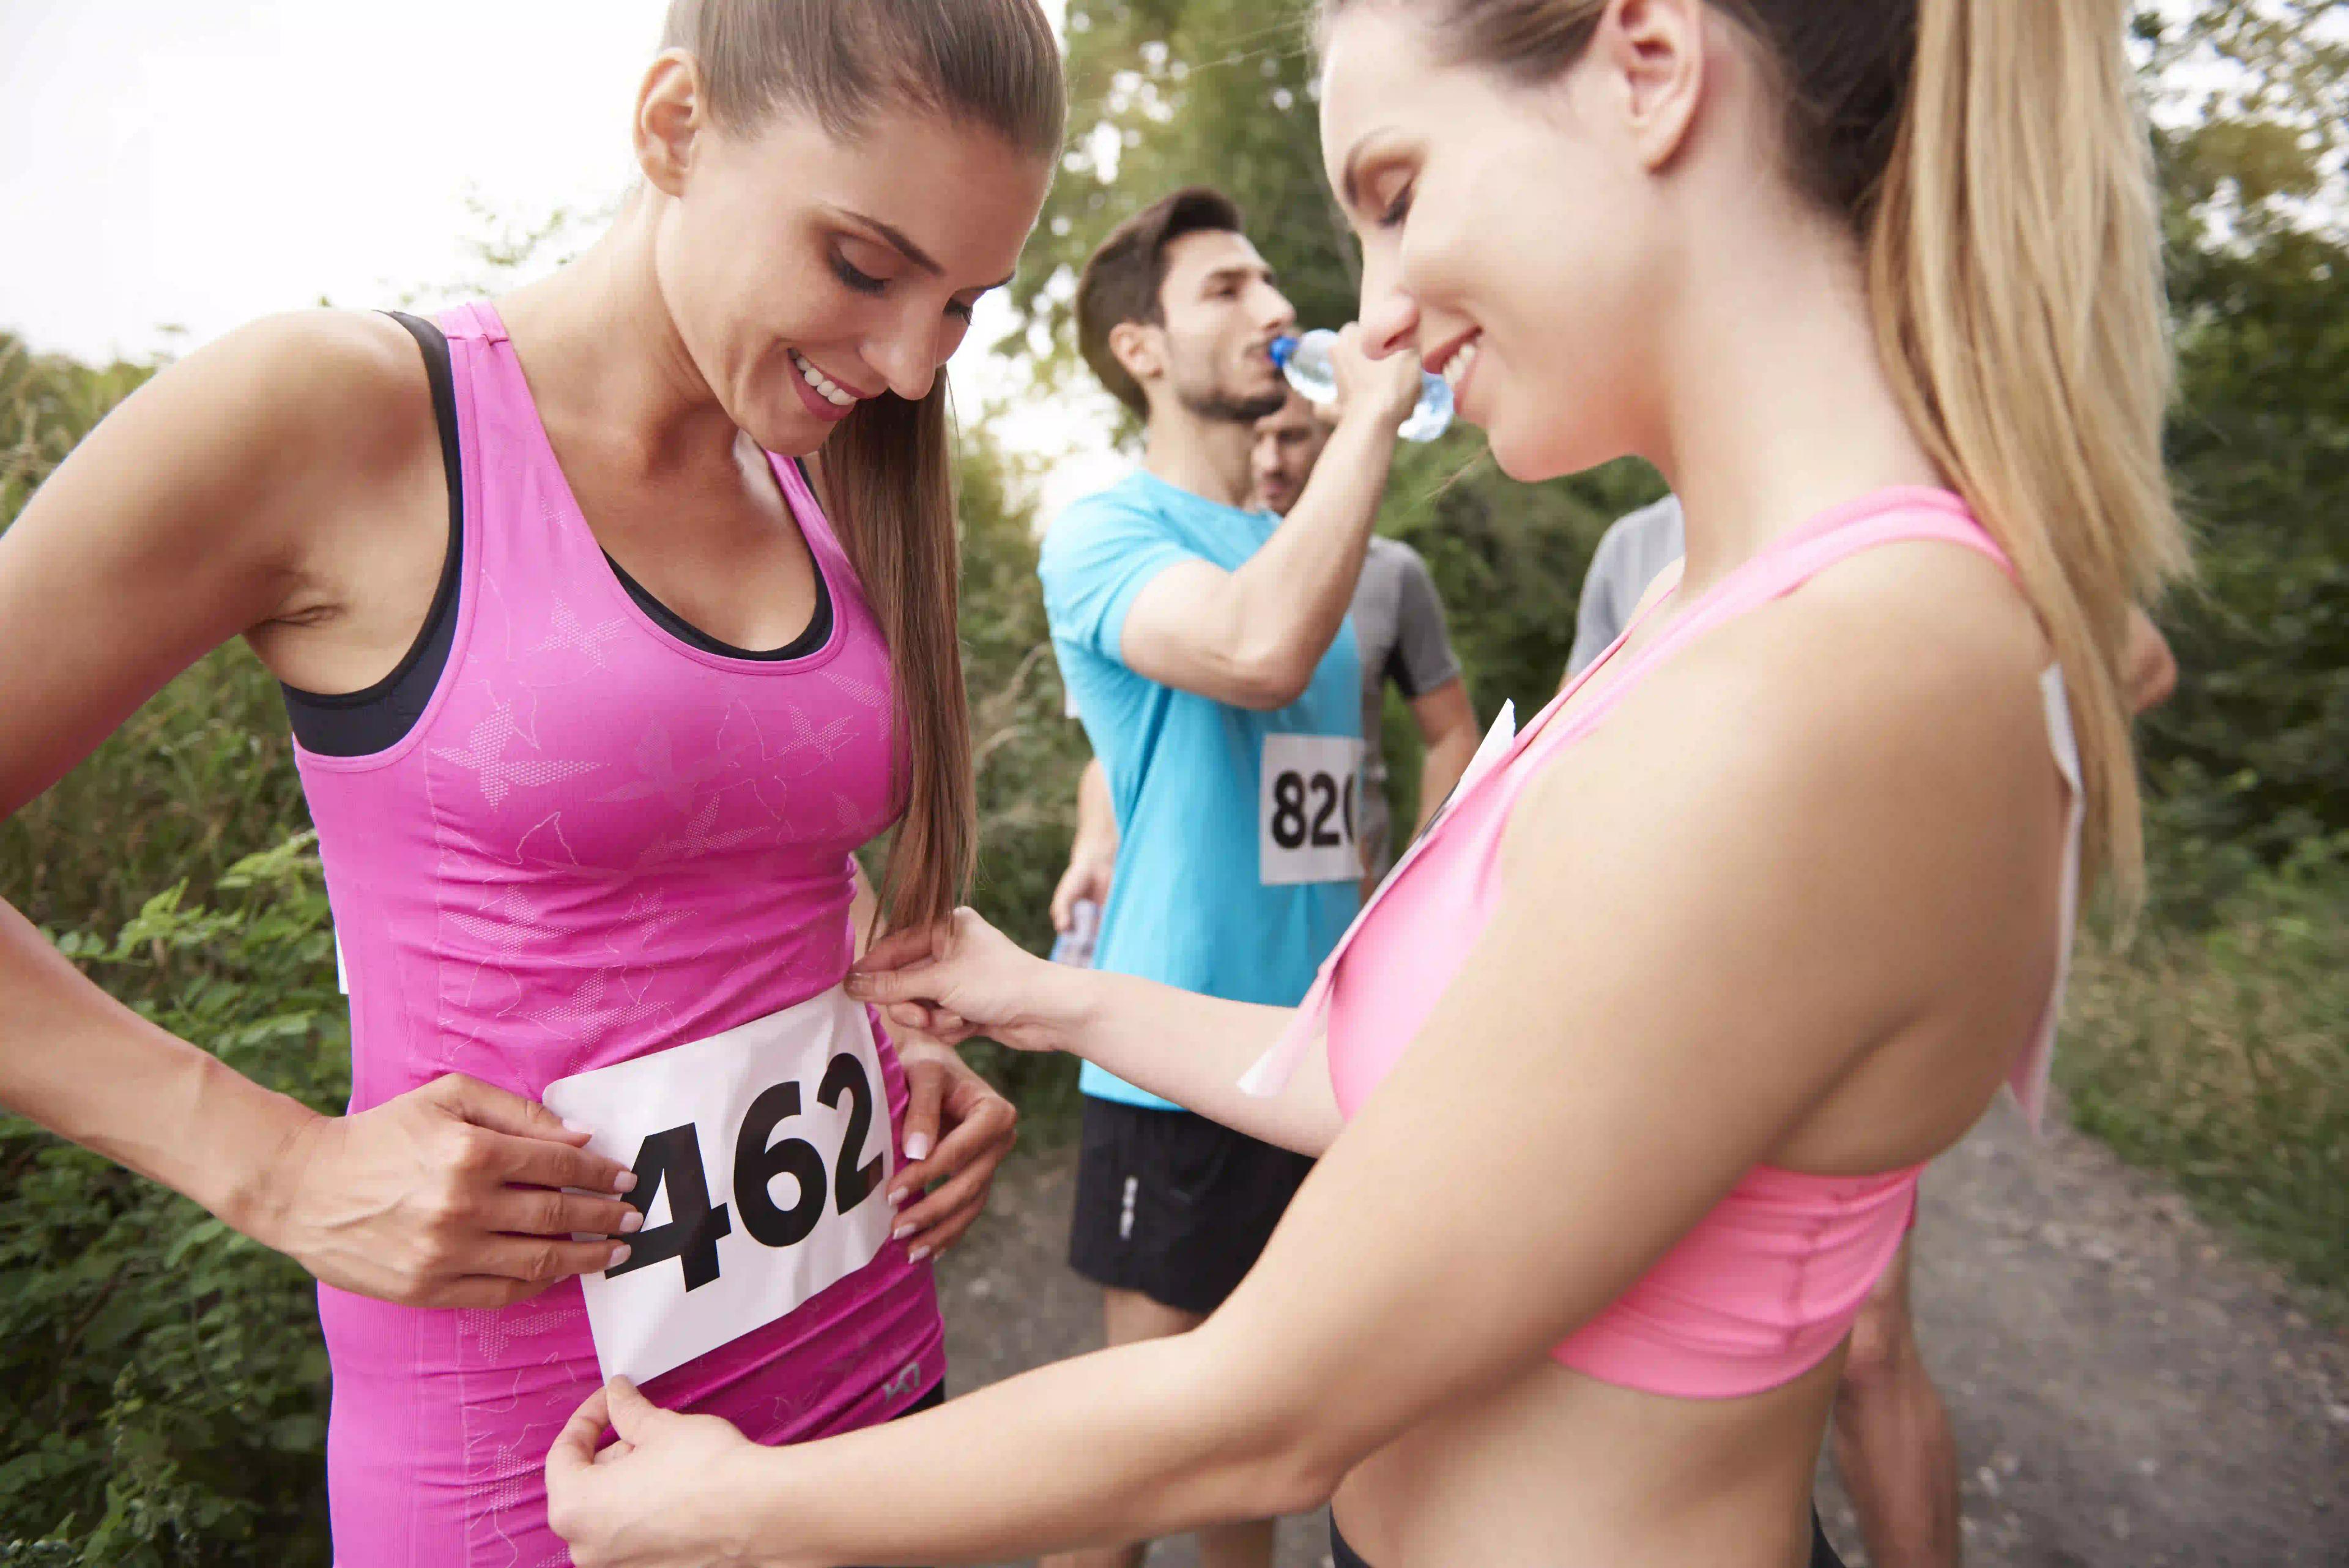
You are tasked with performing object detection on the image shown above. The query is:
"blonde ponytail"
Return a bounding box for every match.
[1866,0,2188,909]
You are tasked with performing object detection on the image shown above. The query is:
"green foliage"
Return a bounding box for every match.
[2132,3,2349,921]
[2062,839,2349,1314]
[2141,218,2349,915]
[1,333,157,526]
[954,426,1089,1128]
[2,838,344,1565]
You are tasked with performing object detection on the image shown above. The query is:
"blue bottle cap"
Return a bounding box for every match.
[1268,334,1299,367]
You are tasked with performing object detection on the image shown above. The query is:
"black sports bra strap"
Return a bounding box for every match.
[278,312,466,757]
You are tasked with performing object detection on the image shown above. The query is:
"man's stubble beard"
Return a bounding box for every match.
[1171,360,1286,425]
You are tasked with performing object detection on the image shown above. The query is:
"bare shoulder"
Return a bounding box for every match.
[1512,537,2060,907]
[155,309,436,474]
[12,310,441,590]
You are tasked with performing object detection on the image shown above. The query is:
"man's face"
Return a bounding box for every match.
[1249,390,1332,515]
[1149,228,1297,424]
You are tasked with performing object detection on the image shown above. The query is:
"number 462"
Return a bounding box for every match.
[607,1052,884,1291]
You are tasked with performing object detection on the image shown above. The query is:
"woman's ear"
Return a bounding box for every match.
[634,50,707,198]
[1595,0,1707,173]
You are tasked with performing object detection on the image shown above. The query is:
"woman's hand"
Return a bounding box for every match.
[845,908,1069,1054]
[546,1379,772,1568]
[886,1038,1017,1261]
[253,1074,640,1309]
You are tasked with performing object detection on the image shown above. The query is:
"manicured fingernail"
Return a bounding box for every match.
[892,1224,915,1242]
[562,1118,592,1135]
[613,1172,637,1192]
[607,1244,632,1268]
[618,1210,644,1235]
[907,1245,930,1263]
[904,1134,932,1161]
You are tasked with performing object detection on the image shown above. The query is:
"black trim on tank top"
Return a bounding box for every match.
[279,311,464,757]
[282,337,837,756]
[603,478,834,663]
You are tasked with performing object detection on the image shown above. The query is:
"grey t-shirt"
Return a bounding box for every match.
[1568,496,1686,677]
[1353,536,1463,875]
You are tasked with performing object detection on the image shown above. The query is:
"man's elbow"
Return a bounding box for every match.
[1230,669,1312,712]
[1223,645,1314,711]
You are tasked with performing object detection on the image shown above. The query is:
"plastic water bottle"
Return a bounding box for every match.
[1270,330,1454,442]
[1049,898,1100,969]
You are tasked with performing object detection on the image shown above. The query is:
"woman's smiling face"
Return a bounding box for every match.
[1318,2,1683,483]
[648,91,1050,456]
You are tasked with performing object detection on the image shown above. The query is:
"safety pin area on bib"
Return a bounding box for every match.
[541,986,899,1386]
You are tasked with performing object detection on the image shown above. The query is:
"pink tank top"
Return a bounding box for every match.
[294,303,943,1566]
[1245,489,2083,1400]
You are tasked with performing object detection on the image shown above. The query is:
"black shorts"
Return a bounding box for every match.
[1067,1096,1315,1317]
[1329,1509,1847,1567]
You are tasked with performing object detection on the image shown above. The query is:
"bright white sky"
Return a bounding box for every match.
[0,0,1126,517]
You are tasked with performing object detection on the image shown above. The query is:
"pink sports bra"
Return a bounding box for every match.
[1242,488,2083,1399]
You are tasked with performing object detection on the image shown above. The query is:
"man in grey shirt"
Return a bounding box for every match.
[1567,494,1685,677]
[1053,390,1479,932]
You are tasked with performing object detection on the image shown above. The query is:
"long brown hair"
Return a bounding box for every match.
[1320,0,2188,908]
[661,0,1066,932]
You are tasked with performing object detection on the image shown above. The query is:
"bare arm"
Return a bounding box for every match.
[1405,678,1479,838]
[848,917,1340,1157]
[0,313,634,1306]
[1050,757,1118,933]
[1117,333,1422,710]
[2123,607,2176,714]
[552,576,2058,1567]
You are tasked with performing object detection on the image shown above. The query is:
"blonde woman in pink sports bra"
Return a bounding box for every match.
[547,2,2184,1567]
[0,3,1062,1561]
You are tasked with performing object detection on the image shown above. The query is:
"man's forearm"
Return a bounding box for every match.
[1074,757,1116,860]
[1412,724,1480,838]
[1226,411,1397,690]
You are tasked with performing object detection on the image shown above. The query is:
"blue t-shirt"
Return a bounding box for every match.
[1041,469,1363,1110]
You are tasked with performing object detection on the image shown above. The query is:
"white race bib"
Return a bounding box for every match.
[541,987,896,1386]
[1260,733,1367,886]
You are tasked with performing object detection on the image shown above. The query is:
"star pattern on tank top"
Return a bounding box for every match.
[432,696,602,807]
[530,596,627,669]
[629,795,776,871]
[456,1297,577,1363]
[593,725,733,814]
[821,667,888,712]
[610,888,692,949]
[785,704,858,764]
[538,965,670,1042]
[443,884,557,957]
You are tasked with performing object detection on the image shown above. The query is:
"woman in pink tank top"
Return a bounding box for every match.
[0,4,1062,1563]
[547,4,2186,1568]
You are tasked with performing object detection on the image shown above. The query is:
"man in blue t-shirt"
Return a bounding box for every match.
[1037,185,1423,1568]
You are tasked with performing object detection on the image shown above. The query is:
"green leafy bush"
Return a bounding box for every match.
[2063,841,2349,1312]
[2,838,344,1564]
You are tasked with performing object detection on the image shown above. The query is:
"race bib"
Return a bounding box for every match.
[1260,733,1366,886]
[541,987,896,1386]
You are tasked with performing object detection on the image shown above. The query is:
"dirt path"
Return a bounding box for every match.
[935,1094,2349,1568]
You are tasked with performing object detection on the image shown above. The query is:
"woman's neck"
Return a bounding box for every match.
[1650,207,1943,600]
[494,198,748,481]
